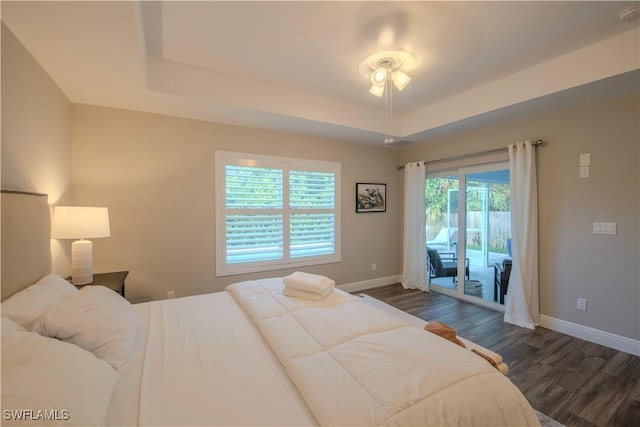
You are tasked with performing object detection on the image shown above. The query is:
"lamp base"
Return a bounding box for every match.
[71,239,93,285]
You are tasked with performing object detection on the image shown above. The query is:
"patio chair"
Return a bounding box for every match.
[427,247,470,282]
[493,259,512,304]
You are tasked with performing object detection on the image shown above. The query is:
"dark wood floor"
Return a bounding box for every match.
[360,284,640,427]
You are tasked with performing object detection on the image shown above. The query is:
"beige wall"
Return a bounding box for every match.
[71,105,401,302]
[1,23,72,274]
[399,94,640,341]
[3,20,637,343]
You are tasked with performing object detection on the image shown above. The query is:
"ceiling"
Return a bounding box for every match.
[2,1,639,147]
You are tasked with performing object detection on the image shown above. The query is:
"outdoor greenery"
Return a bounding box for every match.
[425,178,458,224]
[425,178,510,224]
[426,177,511,250]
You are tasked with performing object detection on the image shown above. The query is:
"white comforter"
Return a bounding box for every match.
[227,278,540,427]
[119,292,318,426]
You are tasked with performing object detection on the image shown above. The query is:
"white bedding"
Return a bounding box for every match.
[227,278,540,427]
[105,278,538,426]
[358,292,510,375]
[107,292,317,426]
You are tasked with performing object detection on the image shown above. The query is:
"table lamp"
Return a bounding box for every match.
[51,206,111,285]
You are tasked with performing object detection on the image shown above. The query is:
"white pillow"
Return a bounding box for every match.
[1,316,26,341]
[1,274,77,330]
[33,285,140,369]
[1,323,117,426]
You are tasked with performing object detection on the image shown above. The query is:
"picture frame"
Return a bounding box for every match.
[356,183,386,213]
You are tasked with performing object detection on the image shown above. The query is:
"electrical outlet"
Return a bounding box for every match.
[167,290,175,299]
[577,298,587,311]
[372,263,377,271]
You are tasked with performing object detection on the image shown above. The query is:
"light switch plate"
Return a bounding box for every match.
[579,153,591,166]
[593,222,616,235]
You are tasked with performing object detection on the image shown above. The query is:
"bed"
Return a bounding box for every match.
[1,190,540,426]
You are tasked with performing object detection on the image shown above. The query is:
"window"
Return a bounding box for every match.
[215,151,341,276]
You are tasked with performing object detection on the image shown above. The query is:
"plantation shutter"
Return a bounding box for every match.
[225,165,283,264]
[290,170,335,258]
[216,151,341,276]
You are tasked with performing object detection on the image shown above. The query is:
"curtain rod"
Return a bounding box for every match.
[397,139,544,170]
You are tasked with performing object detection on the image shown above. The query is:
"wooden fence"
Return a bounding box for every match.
[427,212,511,250]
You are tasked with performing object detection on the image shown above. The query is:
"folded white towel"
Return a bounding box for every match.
[283,272,335,295]
[283,285,334,301]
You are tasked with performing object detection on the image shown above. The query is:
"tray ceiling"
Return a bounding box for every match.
[2,1,639,146]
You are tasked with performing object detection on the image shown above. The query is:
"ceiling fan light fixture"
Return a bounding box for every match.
[369,84,385,97]
[358,49,417,98]
[371,67,387,84]
[391,70,411,91]
[358,50,417,145]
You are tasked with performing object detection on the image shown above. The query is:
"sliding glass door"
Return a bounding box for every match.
[425,173,460,292]
[463,166,512,303]
[427,163,511,307]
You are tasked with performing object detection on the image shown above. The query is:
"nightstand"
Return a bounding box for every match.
[72,271,129,297]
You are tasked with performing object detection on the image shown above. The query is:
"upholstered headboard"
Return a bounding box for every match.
[1,190,52,301]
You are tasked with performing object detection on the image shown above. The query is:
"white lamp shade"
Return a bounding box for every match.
[52,206,111,239]
[391,70,411,91]
[52,206,110,285]
[369,84,385,97]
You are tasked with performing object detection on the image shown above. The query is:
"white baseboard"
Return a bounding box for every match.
[540,314,640,356]
[338,275,401,293]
